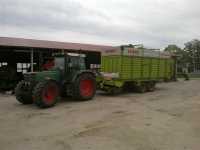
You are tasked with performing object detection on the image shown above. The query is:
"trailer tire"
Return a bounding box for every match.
[137,83,147,93]
[147,82,156,92]
[15,80,33,104]
[33,81,60,108]
[73,73,96,100]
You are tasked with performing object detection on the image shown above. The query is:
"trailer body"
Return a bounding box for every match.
[99,45,175,93]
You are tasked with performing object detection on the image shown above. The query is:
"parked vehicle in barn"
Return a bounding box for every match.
[15,52,96,108]
[0,65,23,91]
[97,44,176,93]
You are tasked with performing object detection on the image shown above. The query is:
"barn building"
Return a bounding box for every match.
[0,37,115,90]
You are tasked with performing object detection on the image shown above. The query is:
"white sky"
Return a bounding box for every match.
[0,0,200,49]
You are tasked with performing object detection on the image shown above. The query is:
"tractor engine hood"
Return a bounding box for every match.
[24,72,37,82]
[24,70,61,83]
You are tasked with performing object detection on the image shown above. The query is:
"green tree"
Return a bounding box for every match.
[184,39,200,72]
[164,44,182,53]
[165,40,200,73]
[164,44,189,73]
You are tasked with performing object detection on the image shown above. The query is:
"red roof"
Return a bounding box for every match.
[0,37,116,52]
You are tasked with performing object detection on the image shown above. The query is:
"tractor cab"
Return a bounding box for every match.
[53,53,86,72]
[53,53,87,82]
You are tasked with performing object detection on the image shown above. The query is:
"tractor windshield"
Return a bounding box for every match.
[54,57,65,70]
[69,56,86,70]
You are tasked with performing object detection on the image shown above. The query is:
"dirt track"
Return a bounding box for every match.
[0,79,200,150]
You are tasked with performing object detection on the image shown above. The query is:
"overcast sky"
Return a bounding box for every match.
[0,0,200,49]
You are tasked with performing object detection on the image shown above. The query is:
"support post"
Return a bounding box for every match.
[31,49,34,72]
[39,52,43,71]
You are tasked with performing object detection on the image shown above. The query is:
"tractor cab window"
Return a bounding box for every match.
[68,56,86,70]
[54,57,65,70]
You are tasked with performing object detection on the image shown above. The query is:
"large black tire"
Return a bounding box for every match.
[15,80,33,104]
[33,80,60,108]
[137,83,147,93]
[73,73,96,100]
[146,82,156,92]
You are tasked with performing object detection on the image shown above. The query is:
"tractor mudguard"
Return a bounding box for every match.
[71,70,96,83]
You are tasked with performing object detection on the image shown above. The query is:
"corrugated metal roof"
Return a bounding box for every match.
[0,37,116,52]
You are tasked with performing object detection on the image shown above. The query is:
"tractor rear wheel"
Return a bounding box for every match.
[33,80,60,108]
[73,73,96,100]
[15,80,33,104]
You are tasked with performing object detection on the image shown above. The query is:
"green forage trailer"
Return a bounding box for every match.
[98,45,176,93]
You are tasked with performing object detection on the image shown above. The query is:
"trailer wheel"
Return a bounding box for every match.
[33,80,60,108]
[73,73,96,100]
[137,83,147,93]
[147,82,156,92]
[15,80,33,104]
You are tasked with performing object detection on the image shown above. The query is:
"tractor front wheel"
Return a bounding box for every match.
[73,73,96,100]
[15,80,33,104]
[33,80,60,108]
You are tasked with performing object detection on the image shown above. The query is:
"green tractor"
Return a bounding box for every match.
[15,53,96,108]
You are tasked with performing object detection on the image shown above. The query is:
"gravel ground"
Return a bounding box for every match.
[0,79,200,150]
